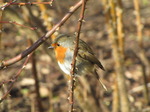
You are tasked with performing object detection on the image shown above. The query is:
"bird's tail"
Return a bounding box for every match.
[94,70,107,91]
[98,78,107,91]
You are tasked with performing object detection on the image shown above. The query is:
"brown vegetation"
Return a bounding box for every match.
[0,0,150,112]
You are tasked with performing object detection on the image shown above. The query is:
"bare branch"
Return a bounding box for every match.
[69,0,87,111]
[0,0,54,9]
[0,21,37,30]
[0,0,82,70]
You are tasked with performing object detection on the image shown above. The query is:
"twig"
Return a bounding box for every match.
[0,1,54,9]
[0,0,82,70]
[29,39,44,112]
[0,21,37,30]
[69,0,87,111]
[0,79,15,89]
[0,53,32,103]
[11,2,53,5]
[0,0,16,10]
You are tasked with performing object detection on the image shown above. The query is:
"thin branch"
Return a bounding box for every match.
[0,21,37,30]
[0,79,15,89]
[10,2,53,5]
[0,1,54,9]
[69,0,87,111]
[0,0,16,10]
[0,0,82,70]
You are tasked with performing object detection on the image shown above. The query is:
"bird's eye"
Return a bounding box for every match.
[57,43,60,46]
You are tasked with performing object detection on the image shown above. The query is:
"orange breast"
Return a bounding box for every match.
[55,46,67,63]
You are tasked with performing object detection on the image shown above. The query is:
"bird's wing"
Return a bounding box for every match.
[78,51,105,71]
[78,40,105,71]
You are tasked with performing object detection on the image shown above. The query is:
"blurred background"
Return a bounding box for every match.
[0,0,150,112]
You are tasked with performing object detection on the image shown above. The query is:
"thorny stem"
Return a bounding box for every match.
[0,1,54,9]
[0,0,16,9]
[69,0,87,111]
[0,80,15,89]
[0,0,82,70]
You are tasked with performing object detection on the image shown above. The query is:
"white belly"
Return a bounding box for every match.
[57,49,73,75]
[58,61,71,75]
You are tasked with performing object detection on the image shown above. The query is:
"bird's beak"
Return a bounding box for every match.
[48,46,54,49]
[48,43,56,49]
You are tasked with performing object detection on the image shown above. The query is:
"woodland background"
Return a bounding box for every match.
[0,0,150,112]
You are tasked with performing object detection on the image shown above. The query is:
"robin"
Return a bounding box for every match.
[49,34,107,90]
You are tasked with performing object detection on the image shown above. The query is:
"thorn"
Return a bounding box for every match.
[9,21,13,23]
[82,19,86,22]
[22,65,26,69]
[18,4,21,8]
[13,0,17,2]
[56,27,60,31]
[67,97,70,100]
[1,6,5,10]
[50,2,53,6]
[68,80,71,83]
[28,2,32,6]
[73,77,76,81]
[75,67,78,71]
[70,6,74,11]
[78,18,82,22]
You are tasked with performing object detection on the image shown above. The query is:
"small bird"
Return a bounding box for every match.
[49,34,107,90]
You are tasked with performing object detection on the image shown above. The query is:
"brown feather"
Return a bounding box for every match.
[78,40,105,71]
